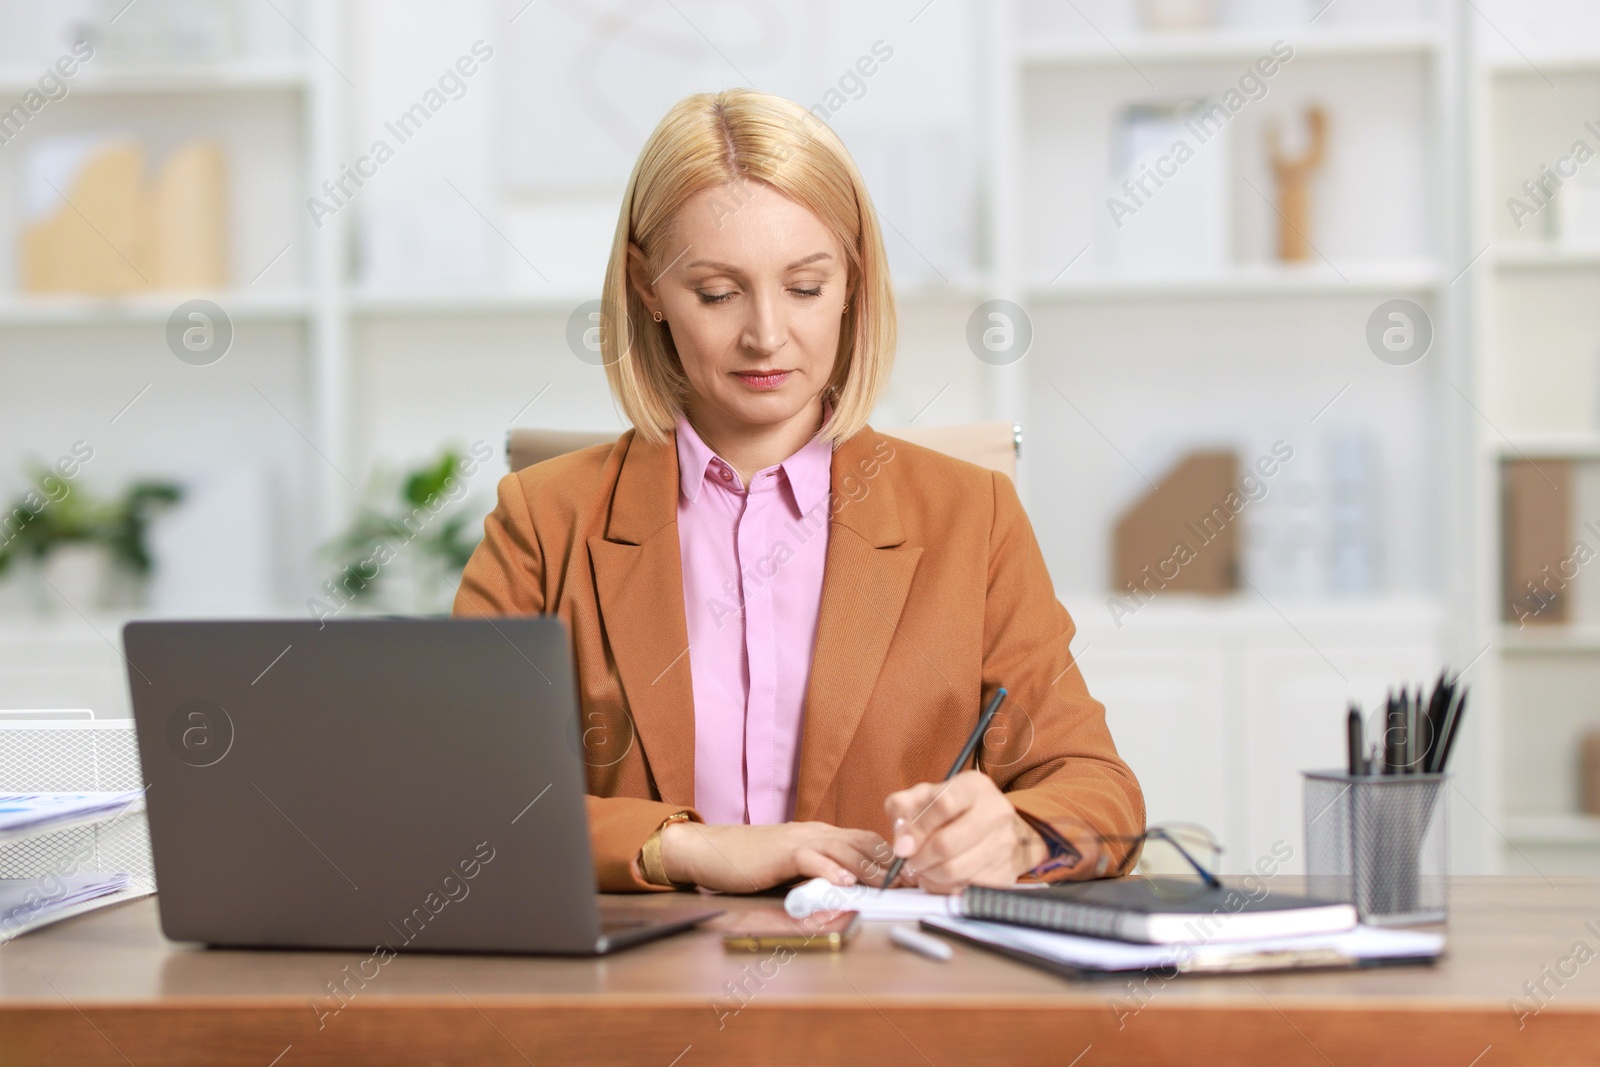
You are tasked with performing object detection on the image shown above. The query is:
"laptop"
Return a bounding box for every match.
[123,617,721,955]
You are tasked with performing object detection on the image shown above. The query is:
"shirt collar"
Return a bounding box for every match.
[674,412,833,515]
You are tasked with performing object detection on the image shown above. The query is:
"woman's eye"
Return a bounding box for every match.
[696,290,735,305]
[791,286,823,298]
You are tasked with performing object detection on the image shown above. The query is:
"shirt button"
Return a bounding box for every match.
[719,467,733,481]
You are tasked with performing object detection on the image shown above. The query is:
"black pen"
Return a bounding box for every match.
[1347,703,1364,776]
[879,687,1007,892]
[1436,687,1470,773]
[1384,691,1405,775]
[1421,671,1449,773]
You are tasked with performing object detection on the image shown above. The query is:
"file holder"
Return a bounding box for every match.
[0,714,154,896]
[1303,770,1448,926]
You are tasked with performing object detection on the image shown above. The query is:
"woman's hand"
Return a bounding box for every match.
[658,820,905,893]
[882,770,1051,895]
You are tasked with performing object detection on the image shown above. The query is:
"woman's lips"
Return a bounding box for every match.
[733,370,791,391]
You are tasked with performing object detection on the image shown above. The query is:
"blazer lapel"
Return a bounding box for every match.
[587,431,697,808]
[794,427,922,821]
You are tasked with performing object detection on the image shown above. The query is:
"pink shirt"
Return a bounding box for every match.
[675,416,832,825]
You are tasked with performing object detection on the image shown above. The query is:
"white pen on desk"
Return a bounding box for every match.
[890,924,953,962]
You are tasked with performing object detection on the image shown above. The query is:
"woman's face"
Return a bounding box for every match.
[628,180,849,441]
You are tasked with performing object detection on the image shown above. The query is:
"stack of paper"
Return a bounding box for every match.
[0,792,145,840]
[0,872,138,941]
[922,915,1445,975]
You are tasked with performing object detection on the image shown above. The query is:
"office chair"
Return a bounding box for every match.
[506,422,1022,481]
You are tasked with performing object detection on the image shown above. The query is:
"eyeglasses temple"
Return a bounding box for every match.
[1147,828,1222,889]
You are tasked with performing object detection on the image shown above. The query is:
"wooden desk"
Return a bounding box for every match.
[2,877,1599,1066]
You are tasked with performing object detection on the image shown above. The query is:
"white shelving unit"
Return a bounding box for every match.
[1024,261,1442,301]
[1017,24,1444,66]
[977,0,1483,872]
[1474,7,1600,873]
[0,290,312,325]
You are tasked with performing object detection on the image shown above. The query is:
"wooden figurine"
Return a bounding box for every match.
[1267,105,1328,262]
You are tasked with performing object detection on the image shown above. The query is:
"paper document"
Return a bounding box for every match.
[783,876,1047,921]
[0,792,144,840]
[924,915,1445,973]
[0,871,137,940]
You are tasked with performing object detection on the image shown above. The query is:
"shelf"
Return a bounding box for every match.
[1489,436,1600,461]
[0,291,311,328]
[349,281,998,318]
[0,59,311,96]
[1487,55,1600,78]
[1501,625,1600,654]
[1494,245,1600,270]
[349,290,581,317]
[1068,594,1443,636]
[1026,262,1440,301]
[1505,814,1600,845]
[1019,25,1441,67]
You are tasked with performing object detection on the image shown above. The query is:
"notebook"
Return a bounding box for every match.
[783,876,963,921]
[959,878,1357,945]
[782,876,1053,922]
[922,915,1444,977]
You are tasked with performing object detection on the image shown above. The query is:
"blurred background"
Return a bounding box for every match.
[0,0,1594,877]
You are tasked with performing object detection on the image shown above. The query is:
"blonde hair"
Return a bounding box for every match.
[600,88,896,448]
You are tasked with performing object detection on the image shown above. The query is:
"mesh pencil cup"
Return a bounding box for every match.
[1303,771,1448,926]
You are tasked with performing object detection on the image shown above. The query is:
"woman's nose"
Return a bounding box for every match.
[740,288,787,358]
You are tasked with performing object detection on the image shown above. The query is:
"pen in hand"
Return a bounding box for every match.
[879,687,1007,893]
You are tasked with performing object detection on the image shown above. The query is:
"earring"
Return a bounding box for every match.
[841,304,849,313]
[652,310,664,322]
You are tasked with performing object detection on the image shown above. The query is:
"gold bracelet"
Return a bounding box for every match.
[640,811,693,888]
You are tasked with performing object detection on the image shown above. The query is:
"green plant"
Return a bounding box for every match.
[0,470,182,579]
[322,449,483,608]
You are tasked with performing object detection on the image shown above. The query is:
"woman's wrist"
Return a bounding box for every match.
[1014,813,1051,875]
[658,817,697,886]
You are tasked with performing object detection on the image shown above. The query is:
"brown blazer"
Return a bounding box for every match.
[452,426,1145,891]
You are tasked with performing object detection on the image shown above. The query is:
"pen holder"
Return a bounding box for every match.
[1302,771,1448,926]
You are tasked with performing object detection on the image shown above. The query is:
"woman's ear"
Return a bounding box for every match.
[626,242,660,318]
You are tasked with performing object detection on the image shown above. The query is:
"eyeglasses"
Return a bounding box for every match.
[1063,820,1224,902]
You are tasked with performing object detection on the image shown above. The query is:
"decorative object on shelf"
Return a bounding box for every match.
[1558,173,1600,250]
[1140,0,1215,32]
[0,471,183,614]
[320,448,487,616]
[1327,434,1376,596]
[1584,731,1600,817]
[81,0,237,63]
[22,136,229,294]
[1225,0,1315,27]
[1501,459,1572,626]
[23,139,147,294]
[1112,450,1240,600]
[1266,105,1328,262]
[1105,101,1232,276]
[151,142,228,288]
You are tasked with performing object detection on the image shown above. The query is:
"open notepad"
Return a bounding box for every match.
[921,915,1445,976]
[783,876,975,920]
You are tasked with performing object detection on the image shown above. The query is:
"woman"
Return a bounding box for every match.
[454,88,1143,894]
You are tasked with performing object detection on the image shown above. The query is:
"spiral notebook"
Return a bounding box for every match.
[959,878,1357,945]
